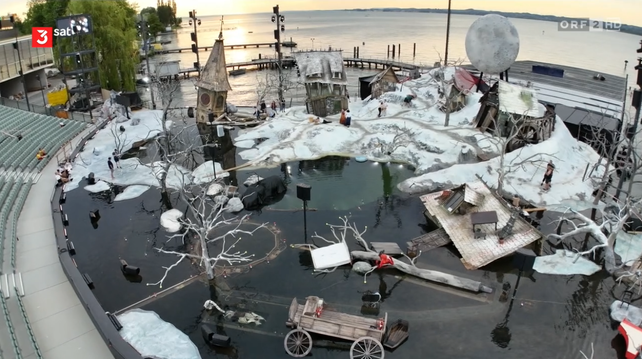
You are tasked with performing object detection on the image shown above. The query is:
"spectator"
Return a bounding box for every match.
[108,157,115,179]
[280,100,286,112]
[112,149,121,168]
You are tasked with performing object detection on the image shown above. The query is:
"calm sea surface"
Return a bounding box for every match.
[145,10,642,108]
[66,11,642,359]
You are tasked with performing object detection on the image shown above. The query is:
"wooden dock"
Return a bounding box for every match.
[406,228,452,253]
[176,57,425,79]
[158,42,285,54]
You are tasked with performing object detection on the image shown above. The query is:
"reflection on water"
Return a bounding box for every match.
[64,154,632,358]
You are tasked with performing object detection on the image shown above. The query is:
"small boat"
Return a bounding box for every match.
[282,41,297,48]
[383,319,409,349]
[248,31,253,33]
[229,68,246,76]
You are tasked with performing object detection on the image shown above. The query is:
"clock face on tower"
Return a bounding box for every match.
[200,93,211,106]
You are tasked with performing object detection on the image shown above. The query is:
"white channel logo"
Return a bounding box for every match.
[36,29,48,45]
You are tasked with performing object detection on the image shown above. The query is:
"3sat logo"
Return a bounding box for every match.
[32,27,53,48]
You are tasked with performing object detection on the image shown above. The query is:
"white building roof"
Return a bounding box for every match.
[498,81,545,118]
[293,51,347,85]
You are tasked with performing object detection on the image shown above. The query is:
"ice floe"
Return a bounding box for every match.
[118,309,201,359]
[114,185,151,202]
[84,181,111,193]
[533,250,601,276]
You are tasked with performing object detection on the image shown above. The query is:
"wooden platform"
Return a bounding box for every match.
[406,228,452,252]
[370,242,403,256]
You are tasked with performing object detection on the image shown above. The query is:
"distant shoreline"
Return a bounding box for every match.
[344,8,642,36]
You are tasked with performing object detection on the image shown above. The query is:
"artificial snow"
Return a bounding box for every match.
[243,175,263,187]
[232,67,603,207]
[118,309,201,359]
[192,161,230,185]
[65,108,190,193]
[84,181,111,193]
[114,185,150,202]
[610,301,642,326]
[235,140,256,149]
[206,183,224,196]
[160,209,184,233]
[532,250,601,276]
[614,231,642,265]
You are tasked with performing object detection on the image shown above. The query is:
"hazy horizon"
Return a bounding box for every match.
[4,0,642,27]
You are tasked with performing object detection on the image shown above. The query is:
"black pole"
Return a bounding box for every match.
[413,43,416,58]
[615,90,642,200]
[303,200,308,241]
[444,0,452,65]
[511,270,523,299]
[192,10,201,78]
[37,75,46,106]
[14,37,31,110]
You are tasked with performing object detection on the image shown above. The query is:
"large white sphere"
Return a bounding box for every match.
[465,14,520,74]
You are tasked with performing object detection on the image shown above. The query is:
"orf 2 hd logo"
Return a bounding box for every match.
[32,27,53,48]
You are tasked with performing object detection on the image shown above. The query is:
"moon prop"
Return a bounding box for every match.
[465,14,520,74]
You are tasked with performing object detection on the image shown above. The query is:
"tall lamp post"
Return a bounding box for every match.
[10,15,30,110]
[271,5,286,105]
[614,42,642,200]
[444,0,452,65]
[189,10,202,78]
[296,183,311,242]
[138,14,157,109]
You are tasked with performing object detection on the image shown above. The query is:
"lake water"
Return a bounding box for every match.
[65,10,640,359]
[144,10,642,108]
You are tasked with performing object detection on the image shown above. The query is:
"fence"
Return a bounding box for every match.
[0,97,93,124]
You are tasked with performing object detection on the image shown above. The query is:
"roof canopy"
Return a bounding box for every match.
[196,36,232,93]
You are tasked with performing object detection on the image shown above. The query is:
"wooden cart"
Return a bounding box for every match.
[284,296,387,358]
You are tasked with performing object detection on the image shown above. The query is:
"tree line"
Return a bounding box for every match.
[14,0,181,92]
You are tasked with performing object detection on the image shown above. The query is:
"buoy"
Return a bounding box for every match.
[355,156,367,163]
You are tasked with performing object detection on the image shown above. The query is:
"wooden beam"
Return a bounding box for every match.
[523,207,546,213]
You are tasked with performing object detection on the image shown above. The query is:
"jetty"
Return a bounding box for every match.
[158,41,295,54]
[177,57,426,78]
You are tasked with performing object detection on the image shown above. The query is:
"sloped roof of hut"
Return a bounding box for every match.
[497,81,544,117]
[196,32,232,93]
[365,67,400,85]
[453,68,477,92]
[293,51,347,84]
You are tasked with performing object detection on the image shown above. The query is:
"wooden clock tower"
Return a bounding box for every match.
[195,21,232,123]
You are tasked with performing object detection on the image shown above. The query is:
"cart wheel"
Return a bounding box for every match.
[284,329,312,357]
[350,336,385,359]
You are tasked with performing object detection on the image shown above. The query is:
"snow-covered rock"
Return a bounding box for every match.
[352,261,374,274]
[231,67,603,207]
[114,185,150,202]
[160,209,183,233]
[192,161,230,185]
[244,175,263,187]
[207,183,224,196]
[533,250,601,276]
[118,309,201,359]
[213,195,229,207]
[84,181,111,193]
[226,198,244,212]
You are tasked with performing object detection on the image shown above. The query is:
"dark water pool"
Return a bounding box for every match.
[64,157,629,359]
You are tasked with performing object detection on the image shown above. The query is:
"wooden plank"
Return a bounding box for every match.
[406,228,452,252]
[370,242,403,256]
[524,207,546,213]
[288,298,298,323]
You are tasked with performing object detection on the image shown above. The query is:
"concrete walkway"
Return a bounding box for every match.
[11,127,114,359]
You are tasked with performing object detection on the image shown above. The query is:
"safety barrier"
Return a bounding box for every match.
[15,294,42,359]
[50,120,143,359]
[0,290,22,359]
[0,97,93,123]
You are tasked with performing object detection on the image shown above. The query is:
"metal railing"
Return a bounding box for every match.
[0,290,22,359]
[11,181,32,268]
[0,97,93,123]
[15,291,42,359]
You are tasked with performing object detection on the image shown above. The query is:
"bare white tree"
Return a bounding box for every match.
[148,187,269,288]
[579,342,594,359]
[254,66,301,110]
[363,123,417,158]
[475,111,557,194]
[430,51,467,127]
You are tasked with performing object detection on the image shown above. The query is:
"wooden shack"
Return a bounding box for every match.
[439,68,477,113]
[358,67,400,100]
[293,51,348,117]
[473,81,554,151]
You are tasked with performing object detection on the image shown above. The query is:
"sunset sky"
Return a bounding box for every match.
[5,0,641,26]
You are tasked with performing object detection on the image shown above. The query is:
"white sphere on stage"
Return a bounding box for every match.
[465,14,520,74]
